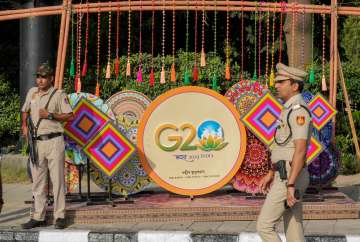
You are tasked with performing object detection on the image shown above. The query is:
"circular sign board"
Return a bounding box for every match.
[138,86,247,196]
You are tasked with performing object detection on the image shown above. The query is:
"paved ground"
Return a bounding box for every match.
[1,183,360,237]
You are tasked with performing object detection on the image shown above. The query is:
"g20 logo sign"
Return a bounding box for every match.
[155,120,228,152]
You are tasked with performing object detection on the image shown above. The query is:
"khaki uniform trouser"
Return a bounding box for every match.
[256,163,309,242]
[31,136,65,221]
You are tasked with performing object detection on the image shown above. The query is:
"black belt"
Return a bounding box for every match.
[36,132,63,141]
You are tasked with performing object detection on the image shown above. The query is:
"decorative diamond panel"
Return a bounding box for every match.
[64,97,109,146]
[308,93,337,130]
[241,92,283,146]
[306,136,324,165]
[83,122,136,178]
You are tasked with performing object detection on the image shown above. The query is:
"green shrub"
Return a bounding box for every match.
[0,74,20,146]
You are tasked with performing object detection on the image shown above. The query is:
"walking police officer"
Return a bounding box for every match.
[21,63,74,229]
[257,63,312,242]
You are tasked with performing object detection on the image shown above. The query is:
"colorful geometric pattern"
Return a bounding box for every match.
[308,148,340,186]
[241,91,283,146]
[232,130,270,194]
[105,90,151,121]
[306,136,324,165]
[90,115,151,196]
[64,97,109,146]
[83,121,136,178]
[225,80,265,116]
[308,93,337,130]
[303,91,333,149]
[64,93,115,165]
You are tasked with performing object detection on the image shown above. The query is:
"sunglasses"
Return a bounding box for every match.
[36,74,48,78]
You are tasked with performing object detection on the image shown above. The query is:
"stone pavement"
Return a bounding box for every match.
[1,183,360,241]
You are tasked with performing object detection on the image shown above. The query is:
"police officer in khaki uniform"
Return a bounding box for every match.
[21,63,74,229]
[256,63,311,242]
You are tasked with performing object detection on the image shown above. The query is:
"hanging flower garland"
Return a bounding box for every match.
[95,5,101,96]
[200,0,206,68]
[126,0,132,77]
[160,0,166,84]
[149,0,155,86]
[225,0,231,81]
[170,0,176,82]
[321,13,327,91]
[193,4,199,81]
[183,0,190,85]
[252,4,258,81]
[82,0,89,77]
[75,4,82,93]
[309,12,315,84]
[136,0,143,83]
[105,4,112,80]
[211,0,218,89]
[269,6,276,87]
[114,0,120,79]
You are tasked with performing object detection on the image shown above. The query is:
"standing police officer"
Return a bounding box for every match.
[256,63,311,242]
[21,63,74,229]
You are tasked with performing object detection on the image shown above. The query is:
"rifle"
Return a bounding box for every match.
[26,115,38,166]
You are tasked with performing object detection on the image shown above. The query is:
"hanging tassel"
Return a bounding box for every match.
[170,63,176,82]
[70,58,75,78]
[225,63,231,80]
[309,68,315,84]
[75,76,81,93]
[211,74,218,90]
[193,65,199,81]
[114,57,120,78]
[200,49,206,67]
[81,61,88,77]
[252,72,258,82]
[321,74,327,91]
[149,68,155,86]
[269,69,275,87]
[136,66,143,83]
[126,59,131,77]
[95,82,100,97]
[160,66,166,84]
[105,62,111,79]
[184,69,190,85]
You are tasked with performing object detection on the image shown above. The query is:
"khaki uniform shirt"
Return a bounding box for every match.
[21,86,73,135]
[270,94,312,163]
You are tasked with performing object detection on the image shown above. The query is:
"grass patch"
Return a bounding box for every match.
[1,162,31,184]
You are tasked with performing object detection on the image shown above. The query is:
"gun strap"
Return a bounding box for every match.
[35,88,58,131]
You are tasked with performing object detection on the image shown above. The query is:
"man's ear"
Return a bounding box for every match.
[292,82,300,92]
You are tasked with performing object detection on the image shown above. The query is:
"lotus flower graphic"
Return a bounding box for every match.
[197,120,228,151]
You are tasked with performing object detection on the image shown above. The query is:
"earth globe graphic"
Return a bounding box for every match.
[197,120,224,140]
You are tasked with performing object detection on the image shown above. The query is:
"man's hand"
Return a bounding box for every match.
[286,187,298,208]
[39,109,49,119]
[259,172,274,194]
[22,125,28,139]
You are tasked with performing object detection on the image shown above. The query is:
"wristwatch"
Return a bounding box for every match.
[47,113,54,120]
[286,183,295,188]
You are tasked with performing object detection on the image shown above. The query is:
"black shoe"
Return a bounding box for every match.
[55,218,66,229]
[21,219,45,229]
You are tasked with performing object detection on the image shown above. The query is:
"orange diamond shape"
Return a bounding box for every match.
[313,106,325,118]
[77,116,94,133]
[260,111,277,128]
[101,141,118,158]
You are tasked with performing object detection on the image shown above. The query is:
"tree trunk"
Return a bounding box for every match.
[284,0,312,70]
